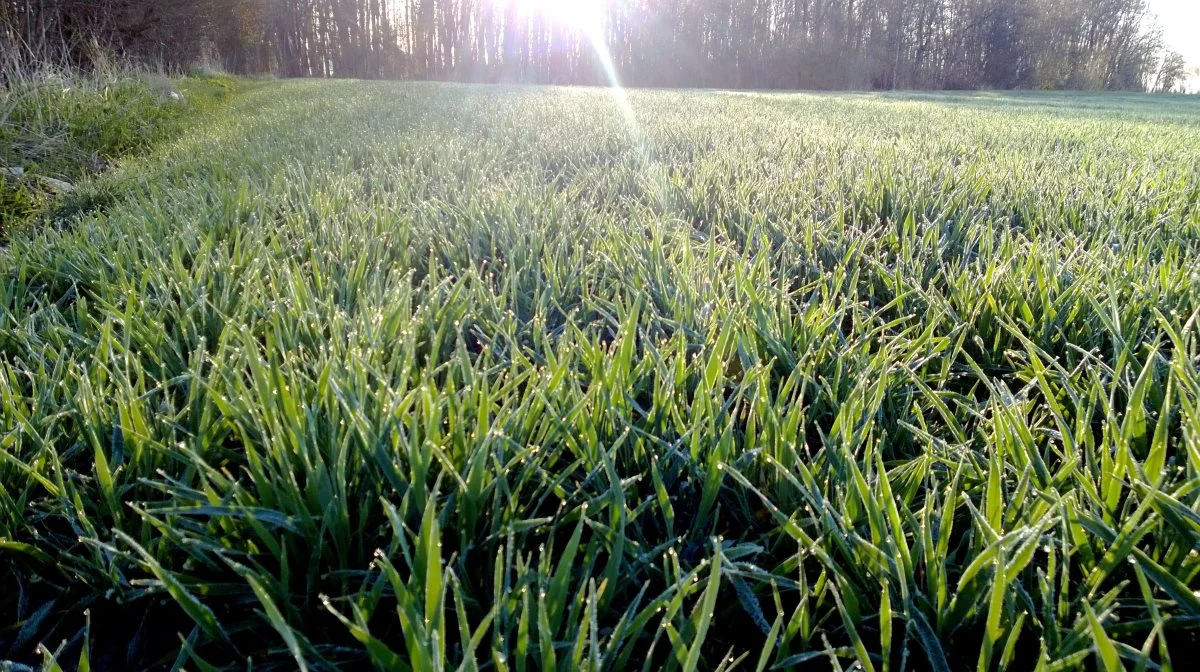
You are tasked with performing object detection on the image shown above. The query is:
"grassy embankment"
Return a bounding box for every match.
[2,82,1199,670]
[2,70,246,232]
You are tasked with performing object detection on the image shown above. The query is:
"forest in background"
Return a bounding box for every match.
[1,1,1193,93]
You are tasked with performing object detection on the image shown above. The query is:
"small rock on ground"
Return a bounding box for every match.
[37,176,75,193]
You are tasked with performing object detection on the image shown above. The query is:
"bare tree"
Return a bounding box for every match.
[1152,50,1188,93]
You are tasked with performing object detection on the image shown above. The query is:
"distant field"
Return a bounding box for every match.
[2,82,1199,670]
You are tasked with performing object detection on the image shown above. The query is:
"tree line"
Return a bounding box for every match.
[1,0,1191,92]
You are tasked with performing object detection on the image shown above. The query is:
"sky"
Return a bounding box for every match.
[1147,0,1200,68]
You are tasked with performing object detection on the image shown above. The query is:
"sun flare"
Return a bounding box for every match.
[493,0,609,32]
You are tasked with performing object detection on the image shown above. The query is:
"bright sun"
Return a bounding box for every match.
[493,0,608,32]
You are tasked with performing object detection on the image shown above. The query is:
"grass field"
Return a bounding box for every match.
[2,81,1200,670]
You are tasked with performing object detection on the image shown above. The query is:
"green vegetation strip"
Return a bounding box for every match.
[2,82,1200,670]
